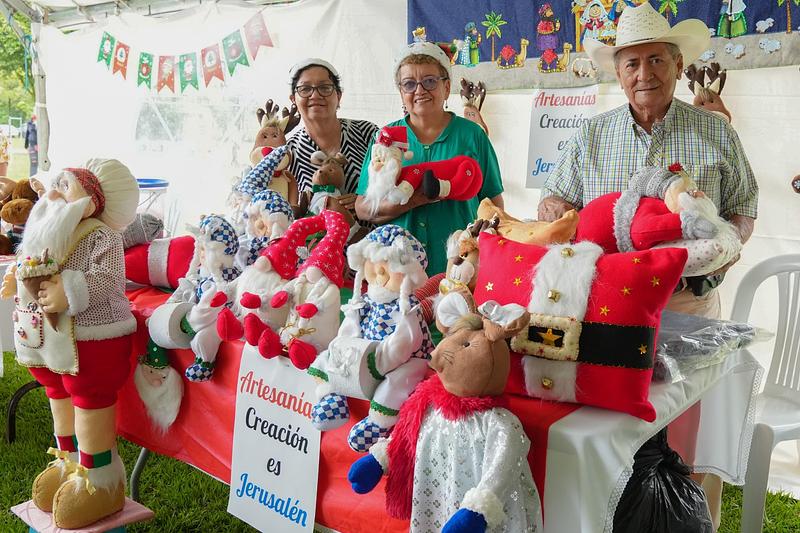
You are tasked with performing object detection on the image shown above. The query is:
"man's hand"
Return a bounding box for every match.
[38,274,68,313]
[337,193,357,211]
[693,88,731,122]
[537,195,576,222]
[0,267,17,299]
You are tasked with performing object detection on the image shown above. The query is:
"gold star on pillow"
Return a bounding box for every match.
[485,282,494,291]
[651,276,660,287]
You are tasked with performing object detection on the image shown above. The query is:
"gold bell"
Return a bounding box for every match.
[541,377,554,390]
[561,247,574,257]
[547,289,561,302]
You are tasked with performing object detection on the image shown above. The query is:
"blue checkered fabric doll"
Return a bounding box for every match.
[308,225,434,452]
[193,214,242,302]
[235,190,294,269]
[229,145,290,233]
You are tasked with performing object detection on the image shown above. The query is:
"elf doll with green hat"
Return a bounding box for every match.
[1,159,139,528]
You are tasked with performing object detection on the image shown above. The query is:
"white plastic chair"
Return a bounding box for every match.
[730,254,800,533]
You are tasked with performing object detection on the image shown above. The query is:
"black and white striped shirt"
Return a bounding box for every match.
[287,118,379,195]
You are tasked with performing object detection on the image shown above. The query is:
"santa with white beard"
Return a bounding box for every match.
[1,159,139,529]
[363,126,483,216]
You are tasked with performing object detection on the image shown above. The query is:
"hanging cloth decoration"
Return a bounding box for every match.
[243,12,273,59]
[179,52,199,92]
[201,44,225,87]
[97,32,115,67]
[157,55,175,93]
[112,41,130,78]
[222,30,249,76]
[137,52,154,88]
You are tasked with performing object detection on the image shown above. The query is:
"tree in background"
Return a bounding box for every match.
[0,15,34,125]
[778,0,800,33]
[481,11,507,63]
[657,0,685,24]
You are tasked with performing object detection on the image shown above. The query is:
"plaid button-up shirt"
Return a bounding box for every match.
[542,98,758,219]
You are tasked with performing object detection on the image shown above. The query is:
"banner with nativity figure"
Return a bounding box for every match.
[408,0,800,90]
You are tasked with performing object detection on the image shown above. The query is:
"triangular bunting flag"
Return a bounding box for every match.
[243,12,273,60]
[138,52,154,88]
[179,52,199,92]
[157,56,176,93]
[201,44,225,87]
[112,41,130,79]
[222,29,249,76]
[97,32,115,67]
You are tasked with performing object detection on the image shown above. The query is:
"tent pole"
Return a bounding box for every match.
[31,21,50,172]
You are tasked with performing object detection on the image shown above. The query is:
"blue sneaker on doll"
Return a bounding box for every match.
[348,289,543,533]
[308,225,434,452]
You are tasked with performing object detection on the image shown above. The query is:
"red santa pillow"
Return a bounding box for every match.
[472,233,686,421]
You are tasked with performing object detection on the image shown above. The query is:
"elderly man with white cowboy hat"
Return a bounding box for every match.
[538,3,758,528]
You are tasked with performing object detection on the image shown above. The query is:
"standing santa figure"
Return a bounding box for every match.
[1,159,139,528]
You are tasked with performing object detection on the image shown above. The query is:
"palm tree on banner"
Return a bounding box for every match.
[482,11,508,62]
[657,0,685,24]
[778,0,800,33]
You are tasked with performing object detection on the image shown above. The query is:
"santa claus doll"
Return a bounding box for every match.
[308,225,434,452]
[363,126,483,215]
[575,164,722,254]
[234,189,294,269]
[1,159,139,528]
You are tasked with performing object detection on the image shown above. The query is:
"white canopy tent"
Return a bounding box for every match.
[2,0,799,499]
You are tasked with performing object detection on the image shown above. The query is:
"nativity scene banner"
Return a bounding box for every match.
[408,0,800,90]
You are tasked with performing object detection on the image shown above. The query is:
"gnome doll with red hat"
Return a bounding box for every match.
[362,126,484,215]
[308,225,434,452]
[0,159,139,528]
[575,164,741,275]
[254,209,349,369]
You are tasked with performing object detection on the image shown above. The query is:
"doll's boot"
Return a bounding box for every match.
[32,449,77,512]
[348,417,390,453]
[52,451,126,529]
[311,393,350,431]
[257,326,282,359]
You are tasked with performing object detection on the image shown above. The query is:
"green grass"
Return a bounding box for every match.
[1,350,798,532]
[6,137,30,182]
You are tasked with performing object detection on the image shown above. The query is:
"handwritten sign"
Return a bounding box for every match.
[227,344,320,532]
[526,85,599,189]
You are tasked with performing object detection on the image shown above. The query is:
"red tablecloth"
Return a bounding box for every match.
[118,287,579,532]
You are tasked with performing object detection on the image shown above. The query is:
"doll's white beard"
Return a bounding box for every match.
[133,364,183,433]
[20,195,89,261]
[678,192,741,250]
[367,282,399,303]
[364,149,401,215]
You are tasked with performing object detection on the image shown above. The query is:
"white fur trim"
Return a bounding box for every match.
[612,190,639,252]
[369,438,390,472]
[522,355,578,402]
[60,270,90,317]
[461,487,506,528]
[65,450,126,493]
[439,179,451,198]
[75,317,137,341]
[148,238,172,288]
[347,239,427,289]
[529,242,602,320]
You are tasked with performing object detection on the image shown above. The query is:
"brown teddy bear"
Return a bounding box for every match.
[0,178,40,254]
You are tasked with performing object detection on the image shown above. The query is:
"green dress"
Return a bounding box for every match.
[357,113,504,276]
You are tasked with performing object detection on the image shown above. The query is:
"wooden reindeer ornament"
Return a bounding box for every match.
[460,78,489,135]
[250,99,302,206]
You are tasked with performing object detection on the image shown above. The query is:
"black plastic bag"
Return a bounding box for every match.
[614,429,713,533]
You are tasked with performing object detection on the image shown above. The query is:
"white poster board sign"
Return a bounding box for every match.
[526,85,600,189]
[228,344,320,532]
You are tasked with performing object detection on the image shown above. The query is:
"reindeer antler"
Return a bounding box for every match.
[475,81,487,111]
[256,99,281,126]
[703,62,726,94]
[684,64,706,95]
[281,104,301,134]
[460,78,476,107]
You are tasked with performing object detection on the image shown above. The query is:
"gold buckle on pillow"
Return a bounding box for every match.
[510,313,582,361]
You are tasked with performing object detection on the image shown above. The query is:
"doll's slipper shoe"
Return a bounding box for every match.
[52,478,125,529]
[244,313,268,346]
[32,460,71,512]
[185,357,215,382]
[287,339,318,369]
[311,393,350,431]
[348,418,389,453]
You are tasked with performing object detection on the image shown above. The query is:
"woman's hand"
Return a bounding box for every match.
[337,193,357,211]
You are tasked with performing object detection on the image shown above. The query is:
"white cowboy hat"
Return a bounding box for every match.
[584,3,710,73]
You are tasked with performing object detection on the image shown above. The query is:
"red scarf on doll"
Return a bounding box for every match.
[385,374,507,520]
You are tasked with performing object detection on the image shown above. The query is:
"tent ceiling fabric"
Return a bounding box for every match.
[1,0,292,29]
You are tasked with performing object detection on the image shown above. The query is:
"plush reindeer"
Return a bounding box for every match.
[439,218,498,297]
[460,78,489,135]
[250,99,302,206]
[685,62,726,96]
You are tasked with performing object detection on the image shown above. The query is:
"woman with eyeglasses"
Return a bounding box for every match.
[354,42,503,276]
[286,58,379,216]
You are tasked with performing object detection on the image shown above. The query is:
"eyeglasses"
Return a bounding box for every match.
[295,84,336,98]
[398,76,448,94]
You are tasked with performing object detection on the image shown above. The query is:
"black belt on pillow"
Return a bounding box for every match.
[673,273,725,297]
